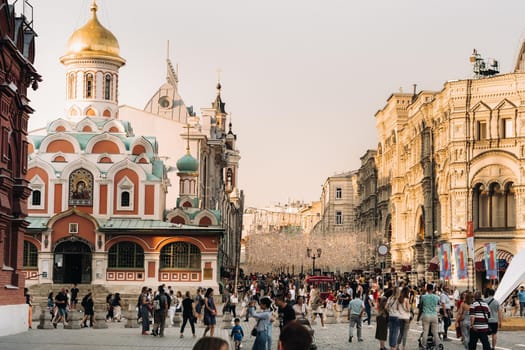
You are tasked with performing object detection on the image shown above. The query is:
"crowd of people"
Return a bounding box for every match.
[24,274,525,350]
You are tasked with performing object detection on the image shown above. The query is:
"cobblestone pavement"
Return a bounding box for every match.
[0,316,522,350]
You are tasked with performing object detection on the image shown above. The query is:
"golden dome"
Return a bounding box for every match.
[60,1,125,65]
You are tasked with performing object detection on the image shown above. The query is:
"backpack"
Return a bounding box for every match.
[81,295,88,308]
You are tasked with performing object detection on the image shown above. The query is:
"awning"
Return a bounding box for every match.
[428,256,439,272]
[475,249,514,263]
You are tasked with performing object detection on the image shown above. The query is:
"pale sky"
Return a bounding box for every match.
[27,0,525,208]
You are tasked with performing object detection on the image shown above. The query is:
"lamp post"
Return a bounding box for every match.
[306,247,322,275]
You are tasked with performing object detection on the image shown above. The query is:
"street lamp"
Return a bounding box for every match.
[306,247,322,275]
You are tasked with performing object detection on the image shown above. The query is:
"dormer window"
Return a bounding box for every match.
[29,175,45,210]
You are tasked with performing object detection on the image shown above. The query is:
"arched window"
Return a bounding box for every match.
[23,241,38,268]
[31,190,41,206]
[67,72,76,99]
[104,74,112,100]
[474,182,515,229]
[120,191,130,207]
[160,242,200,270]
[108,242,144,269]
[85,73,94,98]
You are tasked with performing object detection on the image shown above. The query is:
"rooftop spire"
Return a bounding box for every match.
[90,0,98,16]
[166,40,179,86]
[183,123,191,154]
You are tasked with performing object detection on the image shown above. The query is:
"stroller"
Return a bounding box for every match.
[418,316,444,350]
[296,317,317,350]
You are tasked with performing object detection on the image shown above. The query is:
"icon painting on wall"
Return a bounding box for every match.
[69,168,93,206]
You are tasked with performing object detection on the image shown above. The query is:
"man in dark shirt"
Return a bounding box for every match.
[275,295,296,331]
[70,283,79,310]
[53,288,68,327]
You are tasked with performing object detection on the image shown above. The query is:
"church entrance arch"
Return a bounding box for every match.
[53,239,92,284]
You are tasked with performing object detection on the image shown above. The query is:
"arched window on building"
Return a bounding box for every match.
[120,191,130,207]
[160,242,201,270]
[23,241,38,268]
[104,74,112,100]
[67,72,76,99]
[31,190,41,206]
[474,182,515,229]
[85,73,94,99]
[108,242,144,269]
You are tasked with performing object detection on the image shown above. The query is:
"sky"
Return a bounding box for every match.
[26,0,525,208]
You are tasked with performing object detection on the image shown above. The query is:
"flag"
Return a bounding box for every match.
[439,242,452,280]
[454,244,468,280]
[485,242,498,280]
[466,221,475,259]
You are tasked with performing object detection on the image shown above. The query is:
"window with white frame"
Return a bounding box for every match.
[335,211,343,225]
[335,187,342,199]
[29,176,45,210]
[117,176,134,211]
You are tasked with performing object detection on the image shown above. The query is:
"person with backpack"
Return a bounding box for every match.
[80,291,95,328]
[484,288,502,350]
[469,290,491,350]
[152,285,168,337]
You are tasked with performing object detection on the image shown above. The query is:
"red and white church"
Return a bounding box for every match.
[23,1,242,292]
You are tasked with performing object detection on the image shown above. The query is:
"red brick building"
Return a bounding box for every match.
[0,0,40,336]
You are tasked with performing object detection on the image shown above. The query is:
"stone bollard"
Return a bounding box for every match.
[172,312,182,327]
[37,308,54,329]
[65,309,82,329]
[93,303,108,329]
[125,304,139,328]
[221,311,233,329]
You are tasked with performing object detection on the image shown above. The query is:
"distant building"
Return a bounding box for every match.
[312,171,359,234]
[0,0,41,336]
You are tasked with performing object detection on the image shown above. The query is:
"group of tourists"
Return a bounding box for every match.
[44,284,95,328]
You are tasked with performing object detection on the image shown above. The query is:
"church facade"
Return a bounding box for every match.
[23,1,242,293]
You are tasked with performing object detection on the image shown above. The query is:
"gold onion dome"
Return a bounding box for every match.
[60,1,125,65]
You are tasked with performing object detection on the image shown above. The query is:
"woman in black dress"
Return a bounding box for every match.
[375,296,388,350]
[180,291,196,338]
[203,287,217,337]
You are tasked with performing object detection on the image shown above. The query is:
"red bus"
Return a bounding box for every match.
[305,275,336,300]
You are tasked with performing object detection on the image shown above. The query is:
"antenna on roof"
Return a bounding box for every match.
[470,48,499,79]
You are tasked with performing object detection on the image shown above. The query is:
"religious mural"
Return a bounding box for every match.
[69,168,93,206]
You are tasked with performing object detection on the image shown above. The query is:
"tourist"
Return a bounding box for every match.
[278,320,313,350]
[396,286,411,350]
[138,286,150,335]
[375,296,388,350]
[168,289,176,326]
[457,291,473,349]
[192,336,229,350]
[47,292,55,321]
[80,291,95,328]
[293,295,308,318]
[363,289,375,327]
[348,290,365,342]
[249,296,272,350]
[386,288,401,350]
[180,291,196,338]
[152,286,168,337]
[230,292,239,317]
[309,288,325,328]
[440,286,453,341]
[518,286,525,317]
[53,287,68,328]
[469,290,491,350]
[276,294,296,330]
[70,284,79,311]
[24,288,33,329]
[105,293,113,321]
[111,292,122,322]
[230,317,244,350]
[419,284,441,349]
[203,287,217,337]
[484,288,502,350]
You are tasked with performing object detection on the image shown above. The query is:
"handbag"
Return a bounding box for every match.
[251,327,257,337]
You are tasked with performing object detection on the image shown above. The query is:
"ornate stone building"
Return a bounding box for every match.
[23,1,242,294]
[375,45,525,287]
[0,0,40,335]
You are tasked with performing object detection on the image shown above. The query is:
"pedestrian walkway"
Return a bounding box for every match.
[1,317,521,350]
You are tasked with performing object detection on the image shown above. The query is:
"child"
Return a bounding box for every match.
[230,318,244,350]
